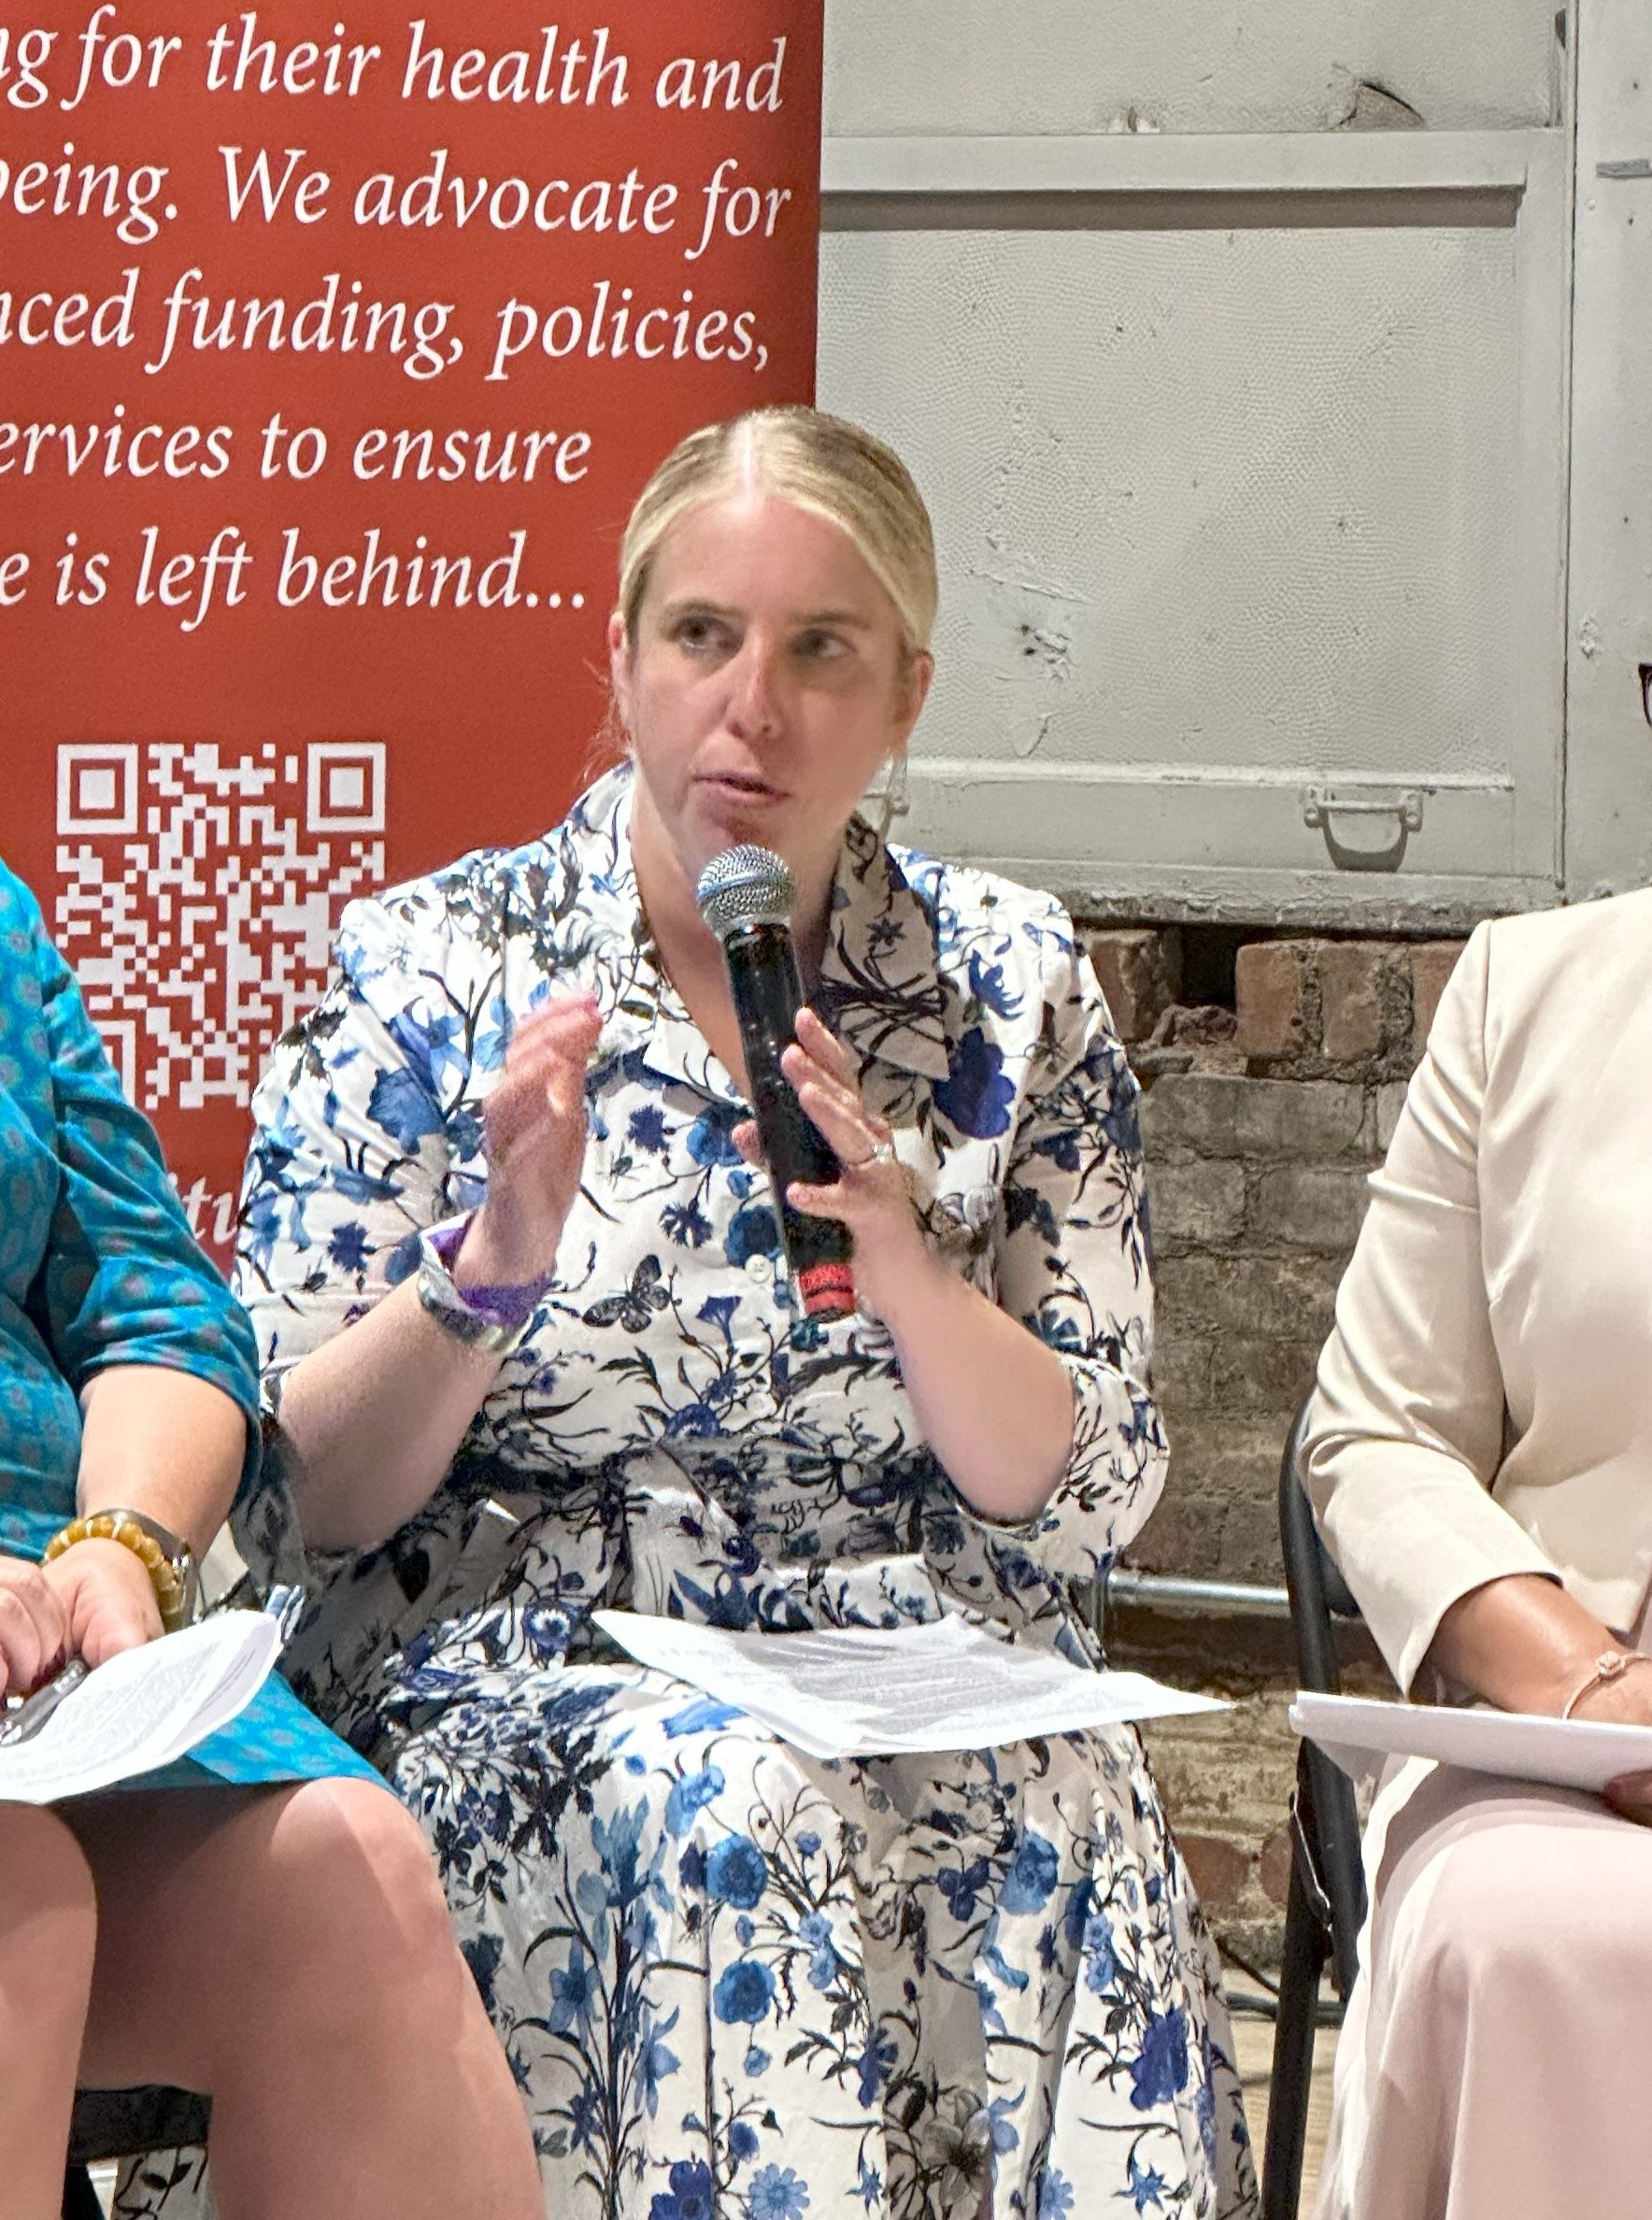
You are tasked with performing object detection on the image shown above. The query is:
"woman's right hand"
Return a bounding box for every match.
[456,991,604,1288]
[0,1538,162,1692]
[0,1557,69,1694]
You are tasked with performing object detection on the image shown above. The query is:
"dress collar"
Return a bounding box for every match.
[555,764,951,1093]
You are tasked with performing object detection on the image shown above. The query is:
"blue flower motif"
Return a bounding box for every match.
[1061,1873,1093,1950]
[629,1103,670,1154]
[383,1228,422,1286]
[386,1006,467,1089]
[938,1857,991,1925]
[1196,2025,1218,2171]
[1037,2168,1074,2220]
[798,1911,839,1990]
[662,1201,713,1247]
[985,2093,1020,2153]
[933,1027,1016,1138]
[568,2085,603,2153]
[1000,1829,1060,1914]
[728,2121,761,2166]
[748,2162,811,2219]
[1123,2154,1168,2213]
[967,950,1023,1018]
[687,1111,742,1167]
[1130,2008,1189,2111]
[725,1204,781,1266]
[664,1402,723,1439]
[706,1834,768,1909]
[460,1930,502,2012]
[1082,1910,1119,1996]
[366,1066,443,1151]
[649,2157,715,2220]
[1097,1075,1143,1158]
[794,1829,821,1859]
[696,1293,739,1332]
[638,2010,680,2116]
[855,2028,897,2106]
[589,1800,648,1901]
[326,1219,370,1273]
[713,1958,776,2025]
[664,1766,725,1837]
[548,1943,596,2036]
[663,1695,745,1739]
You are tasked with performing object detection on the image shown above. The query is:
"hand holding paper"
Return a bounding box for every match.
[0,1612,279,1805]
[1292,1688,1652,1798]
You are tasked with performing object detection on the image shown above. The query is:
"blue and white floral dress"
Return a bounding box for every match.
[121,765,1256,2220]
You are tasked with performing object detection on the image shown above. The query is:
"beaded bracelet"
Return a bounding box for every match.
[42,1510,198,1634]
[1559,1649,1652,1721]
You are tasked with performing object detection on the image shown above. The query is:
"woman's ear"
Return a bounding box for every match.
[895,649,934,745]
[607,609,633,730]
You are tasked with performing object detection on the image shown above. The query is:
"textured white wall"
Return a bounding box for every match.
[825,0,1559,137]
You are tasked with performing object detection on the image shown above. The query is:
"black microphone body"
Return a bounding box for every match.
[695,844,856,1320]
[720,921,855,1318]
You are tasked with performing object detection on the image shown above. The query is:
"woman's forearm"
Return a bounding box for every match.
[273,1279,507,1553]
[876,1258,1075,1522]
[77,1365,249,1557]
[1424,1572,1628,1714]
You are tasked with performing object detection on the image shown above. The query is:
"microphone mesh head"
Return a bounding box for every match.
[695,845,795,943]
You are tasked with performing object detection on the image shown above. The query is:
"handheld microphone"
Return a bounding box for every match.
[694,844,856,1320]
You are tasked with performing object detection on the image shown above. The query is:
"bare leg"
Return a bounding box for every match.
[0,1804,97,2220]
[69,1781,541,2220]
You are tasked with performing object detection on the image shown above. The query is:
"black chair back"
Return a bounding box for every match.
[1261,1400,1369,2220]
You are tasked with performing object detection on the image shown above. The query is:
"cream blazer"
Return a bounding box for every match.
[1304,889,1652,1695]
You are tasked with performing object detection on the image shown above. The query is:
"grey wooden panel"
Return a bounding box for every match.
[818,137,1567,916]
[824,0,1559,138]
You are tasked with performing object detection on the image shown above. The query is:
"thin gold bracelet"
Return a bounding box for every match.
[41,1514,192,1634]
[1559,1648,1652,1721]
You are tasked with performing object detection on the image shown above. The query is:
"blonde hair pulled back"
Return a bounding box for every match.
[617,406,937,656]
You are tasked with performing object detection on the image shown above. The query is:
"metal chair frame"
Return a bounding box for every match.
[1261,1403,1369,2220]
[65,2086,210,2218]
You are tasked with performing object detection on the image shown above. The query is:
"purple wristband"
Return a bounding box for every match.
[429,1218,554,1331]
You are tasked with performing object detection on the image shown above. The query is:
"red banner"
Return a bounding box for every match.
[1,3,822,1248]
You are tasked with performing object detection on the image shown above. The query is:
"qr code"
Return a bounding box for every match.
[54,740,386,1113]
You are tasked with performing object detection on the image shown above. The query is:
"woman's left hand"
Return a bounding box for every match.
[733,1007,938,1328]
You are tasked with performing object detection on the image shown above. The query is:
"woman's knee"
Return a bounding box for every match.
[255,1780,461,1998]
[1398,1811,1616,2007]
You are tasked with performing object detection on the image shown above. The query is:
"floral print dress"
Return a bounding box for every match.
[117,765,1256,2220]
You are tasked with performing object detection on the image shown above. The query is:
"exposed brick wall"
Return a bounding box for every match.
[1084,925,1467,1956]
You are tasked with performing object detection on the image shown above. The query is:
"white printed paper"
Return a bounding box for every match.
[0,1612,279,1805]
[593,1610,1225,1759]
[1291,1688,1652,1795]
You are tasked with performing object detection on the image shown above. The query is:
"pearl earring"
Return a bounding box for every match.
[873,752,910,844]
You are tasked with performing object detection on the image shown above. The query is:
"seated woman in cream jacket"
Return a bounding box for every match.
[1303,889,1652,2220]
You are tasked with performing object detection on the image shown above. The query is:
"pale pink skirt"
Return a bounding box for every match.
[1317,1609,1652,2218]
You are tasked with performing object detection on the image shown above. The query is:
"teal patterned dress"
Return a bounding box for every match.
[0,860,376,1789]
[119,765,1257,2220]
